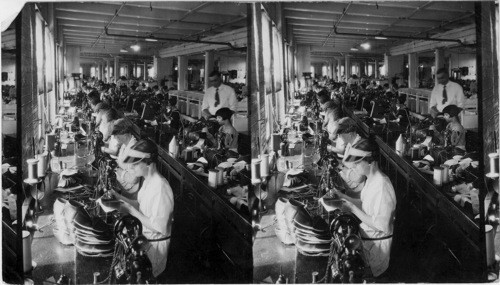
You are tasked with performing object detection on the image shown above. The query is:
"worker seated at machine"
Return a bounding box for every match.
[389,94,410,126]
[159,96,181,148]
[100,108,123,156]
[109,139,174,279]
[110,118,141,200]
[215,107,239,153]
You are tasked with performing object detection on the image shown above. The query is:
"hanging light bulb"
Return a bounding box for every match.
[360,42,371,50]
[130,44,140,52]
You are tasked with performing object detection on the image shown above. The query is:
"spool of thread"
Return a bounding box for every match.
[433,166,443,186]
[23,230,32,272]
[26,159,39,182]
[260,154,270,177]
[36,153,47,177]
[208,169,218,188]
[440,164,449,183]
[485,224,496,266]
[46,134,56,151]
[486,152,500,178]
[215,167,224,185]
[251,159,262,184]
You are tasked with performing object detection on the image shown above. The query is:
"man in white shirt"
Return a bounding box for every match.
[201,71,237,119]
[429,68,465,118]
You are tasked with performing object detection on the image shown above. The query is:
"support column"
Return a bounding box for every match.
[204,50,215,91]
[345,54,351,80]
[365,60,369,77]
[408,53,418,88]
[384,54,389,77]
[374,60,379,78]
[330,60,335,80]
[337,59,342,82]
[434,48,445,85]
[143,62,147,81]
[358,61,365,77]
[385,54,404,81]
[154,56,174,87]
[114,56,120,82]
[476,1,499,181]
[106,59,110,83]
[98,62,103,80]
[178,55,188,91]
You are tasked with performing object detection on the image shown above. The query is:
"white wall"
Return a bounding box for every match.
[2,57,16,85]
[219,55,246,84]
[449,52,476,80]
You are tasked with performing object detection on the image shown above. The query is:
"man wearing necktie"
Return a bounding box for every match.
[201,70,237,119]
[429,68,465,118]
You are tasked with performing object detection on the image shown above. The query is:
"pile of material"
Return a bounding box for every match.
[275,198,331,256]
[53,198,114,257]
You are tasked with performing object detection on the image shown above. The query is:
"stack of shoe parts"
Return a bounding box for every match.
[61,199,115,257]
[286,198,332,256]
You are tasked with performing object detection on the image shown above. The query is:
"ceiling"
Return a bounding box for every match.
[54,1,247,61]
[284,1,476,62]
[2,1,477,65]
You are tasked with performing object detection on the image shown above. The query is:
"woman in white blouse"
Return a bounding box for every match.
[335,138,397,277]
[110,139,174,277]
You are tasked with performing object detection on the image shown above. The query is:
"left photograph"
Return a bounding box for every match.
[1,2,252,284]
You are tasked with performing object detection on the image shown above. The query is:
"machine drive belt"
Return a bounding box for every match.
[361,235,392,241]
[146,235,171,242]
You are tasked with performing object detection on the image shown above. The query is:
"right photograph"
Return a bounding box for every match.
[249,1,499,283]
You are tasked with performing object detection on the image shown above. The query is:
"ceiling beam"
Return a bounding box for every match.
[117,2,247,17]
[368,1,474,13]
[56,10,212,30]
[58,20,201,35]
[55,3,240,25]
[283,2,467,20]
[287,19,428,33]
[61,27,204,41]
